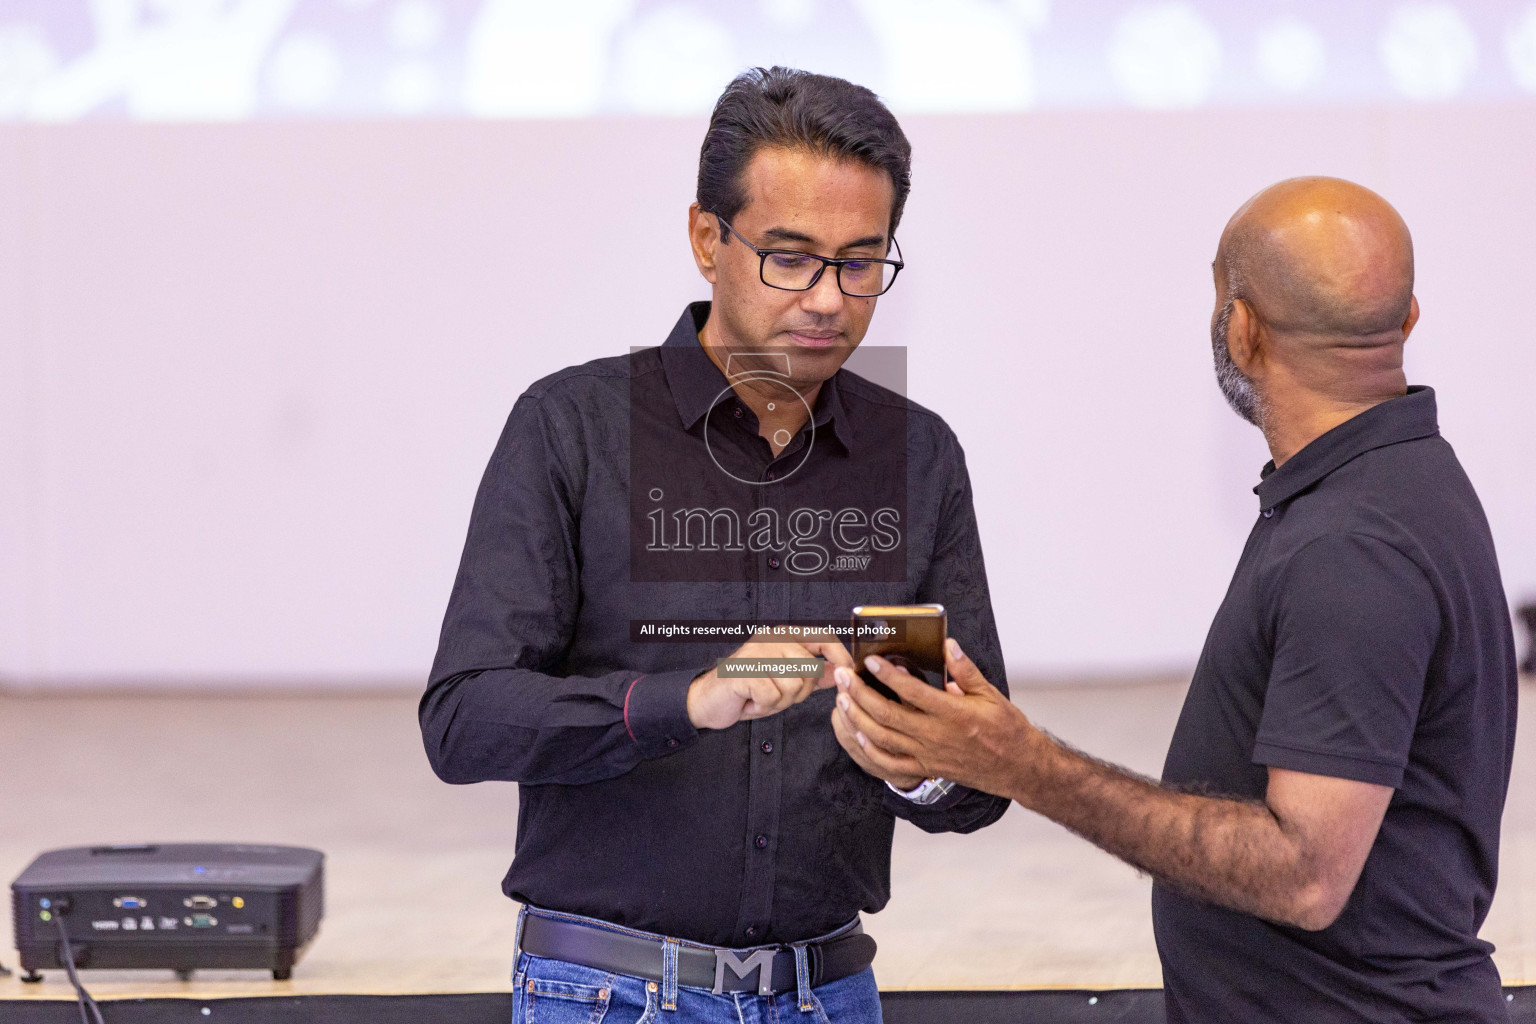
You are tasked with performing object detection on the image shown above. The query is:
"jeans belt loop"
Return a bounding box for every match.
[661,937,680,1011]
[512,905,528,975]
[792,943,815,1012]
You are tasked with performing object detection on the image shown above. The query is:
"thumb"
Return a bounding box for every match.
[804,638,854,671]
[945,638,993,695]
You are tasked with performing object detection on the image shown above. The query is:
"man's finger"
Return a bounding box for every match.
[812,671,840,691]
[832,704,929,787]
[805,644,848,690]
[781,676,817,705]
[765,643,832,689]
[834,666,932,738]
[861,656,951,715]
[832,704,895,775]
[836,708,928,778]
[944,638,996,697]
[804,638,854,671]
[748,677,782,707]
[841,668,924,732]
[770,675,814,705]
[830,702,870,760]
[837,690,923,758]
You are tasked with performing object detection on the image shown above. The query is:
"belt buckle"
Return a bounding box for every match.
[712,947,777,996]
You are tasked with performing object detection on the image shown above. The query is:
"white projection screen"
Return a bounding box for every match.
[1,0,1534,687]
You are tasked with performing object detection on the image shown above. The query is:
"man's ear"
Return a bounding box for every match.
[688,203,719,284]
[1226,298,1263,377]
[1401,295,1420,342]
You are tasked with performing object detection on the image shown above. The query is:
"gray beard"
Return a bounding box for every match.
[1212,299,1263,427]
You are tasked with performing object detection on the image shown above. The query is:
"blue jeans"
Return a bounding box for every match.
[510,943,882,1024]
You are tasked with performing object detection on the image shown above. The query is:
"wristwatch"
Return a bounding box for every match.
[887,777,955,806]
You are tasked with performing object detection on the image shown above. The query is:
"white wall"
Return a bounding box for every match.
[0,106,1532,688]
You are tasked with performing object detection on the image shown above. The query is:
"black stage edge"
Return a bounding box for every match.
[1,987,1533,1023]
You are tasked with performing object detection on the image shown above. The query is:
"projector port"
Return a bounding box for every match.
[184,896,217,910]
[185,914,218,929]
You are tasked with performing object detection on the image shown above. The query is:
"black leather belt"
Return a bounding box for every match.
[518,910,877,996]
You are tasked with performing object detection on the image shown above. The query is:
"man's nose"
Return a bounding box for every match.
[799,265,846,316]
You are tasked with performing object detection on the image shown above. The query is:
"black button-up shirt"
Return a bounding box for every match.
[1154,387,1518,1023]
[421,303,1009,947]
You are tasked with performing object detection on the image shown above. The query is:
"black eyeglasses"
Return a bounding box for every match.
[714,215,903,297]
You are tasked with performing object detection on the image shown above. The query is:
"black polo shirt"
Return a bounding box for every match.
[1154,387,1518,1023]
[421,302,1010,948]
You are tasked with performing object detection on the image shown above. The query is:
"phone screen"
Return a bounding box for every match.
[850,604,947,703]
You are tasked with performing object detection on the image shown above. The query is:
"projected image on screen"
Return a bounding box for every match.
[1,1,1535,121]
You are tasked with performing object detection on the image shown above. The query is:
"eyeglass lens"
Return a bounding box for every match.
[761,252,897,297]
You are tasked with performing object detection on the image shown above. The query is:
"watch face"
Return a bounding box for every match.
[915,779,955,804]
[891,778,944,804]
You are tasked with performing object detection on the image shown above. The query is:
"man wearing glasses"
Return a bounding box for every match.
[420,67,1009,1023]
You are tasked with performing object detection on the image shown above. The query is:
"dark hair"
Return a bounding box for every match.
[697,67,912,239]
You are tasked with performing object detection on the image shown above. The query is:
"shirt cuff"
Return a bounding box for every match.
[622,669,700,759]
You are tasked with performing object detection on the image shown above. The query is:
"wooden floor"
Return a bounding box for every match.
[3,677,1533,1002]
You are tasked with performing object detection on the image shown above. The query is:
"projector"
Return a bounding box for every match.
[11,843,323,981]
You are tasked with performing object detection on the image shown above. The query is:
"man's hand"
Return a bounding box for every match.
[831,638,1039,797]
[687,632,855,731]
[833,638,1394,932]
[829,683,926,790]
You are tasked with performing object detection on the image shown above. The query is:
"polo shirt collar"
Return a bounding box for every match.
[658,301,855,454]
[1253,385,1440,511]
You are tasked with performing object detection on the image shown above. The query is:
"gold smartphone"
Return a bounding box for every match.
[850,604,947,703]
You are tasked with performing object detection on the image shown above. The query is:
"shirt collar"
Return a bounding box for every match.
[658,301,855,454]
[1253,385,1440,511]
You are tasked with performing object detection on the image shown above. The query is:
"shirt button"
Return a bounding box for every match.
[754,834,768,849]
[767,557,780,570]
[666,738,679,748]
[1262,507,1275,519]
[761,741,774,754]
[745,926,758,938]
[765,471,776,481]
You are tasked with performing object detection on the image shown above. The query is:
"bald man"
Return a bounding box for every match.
[828,178,1519,1023]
